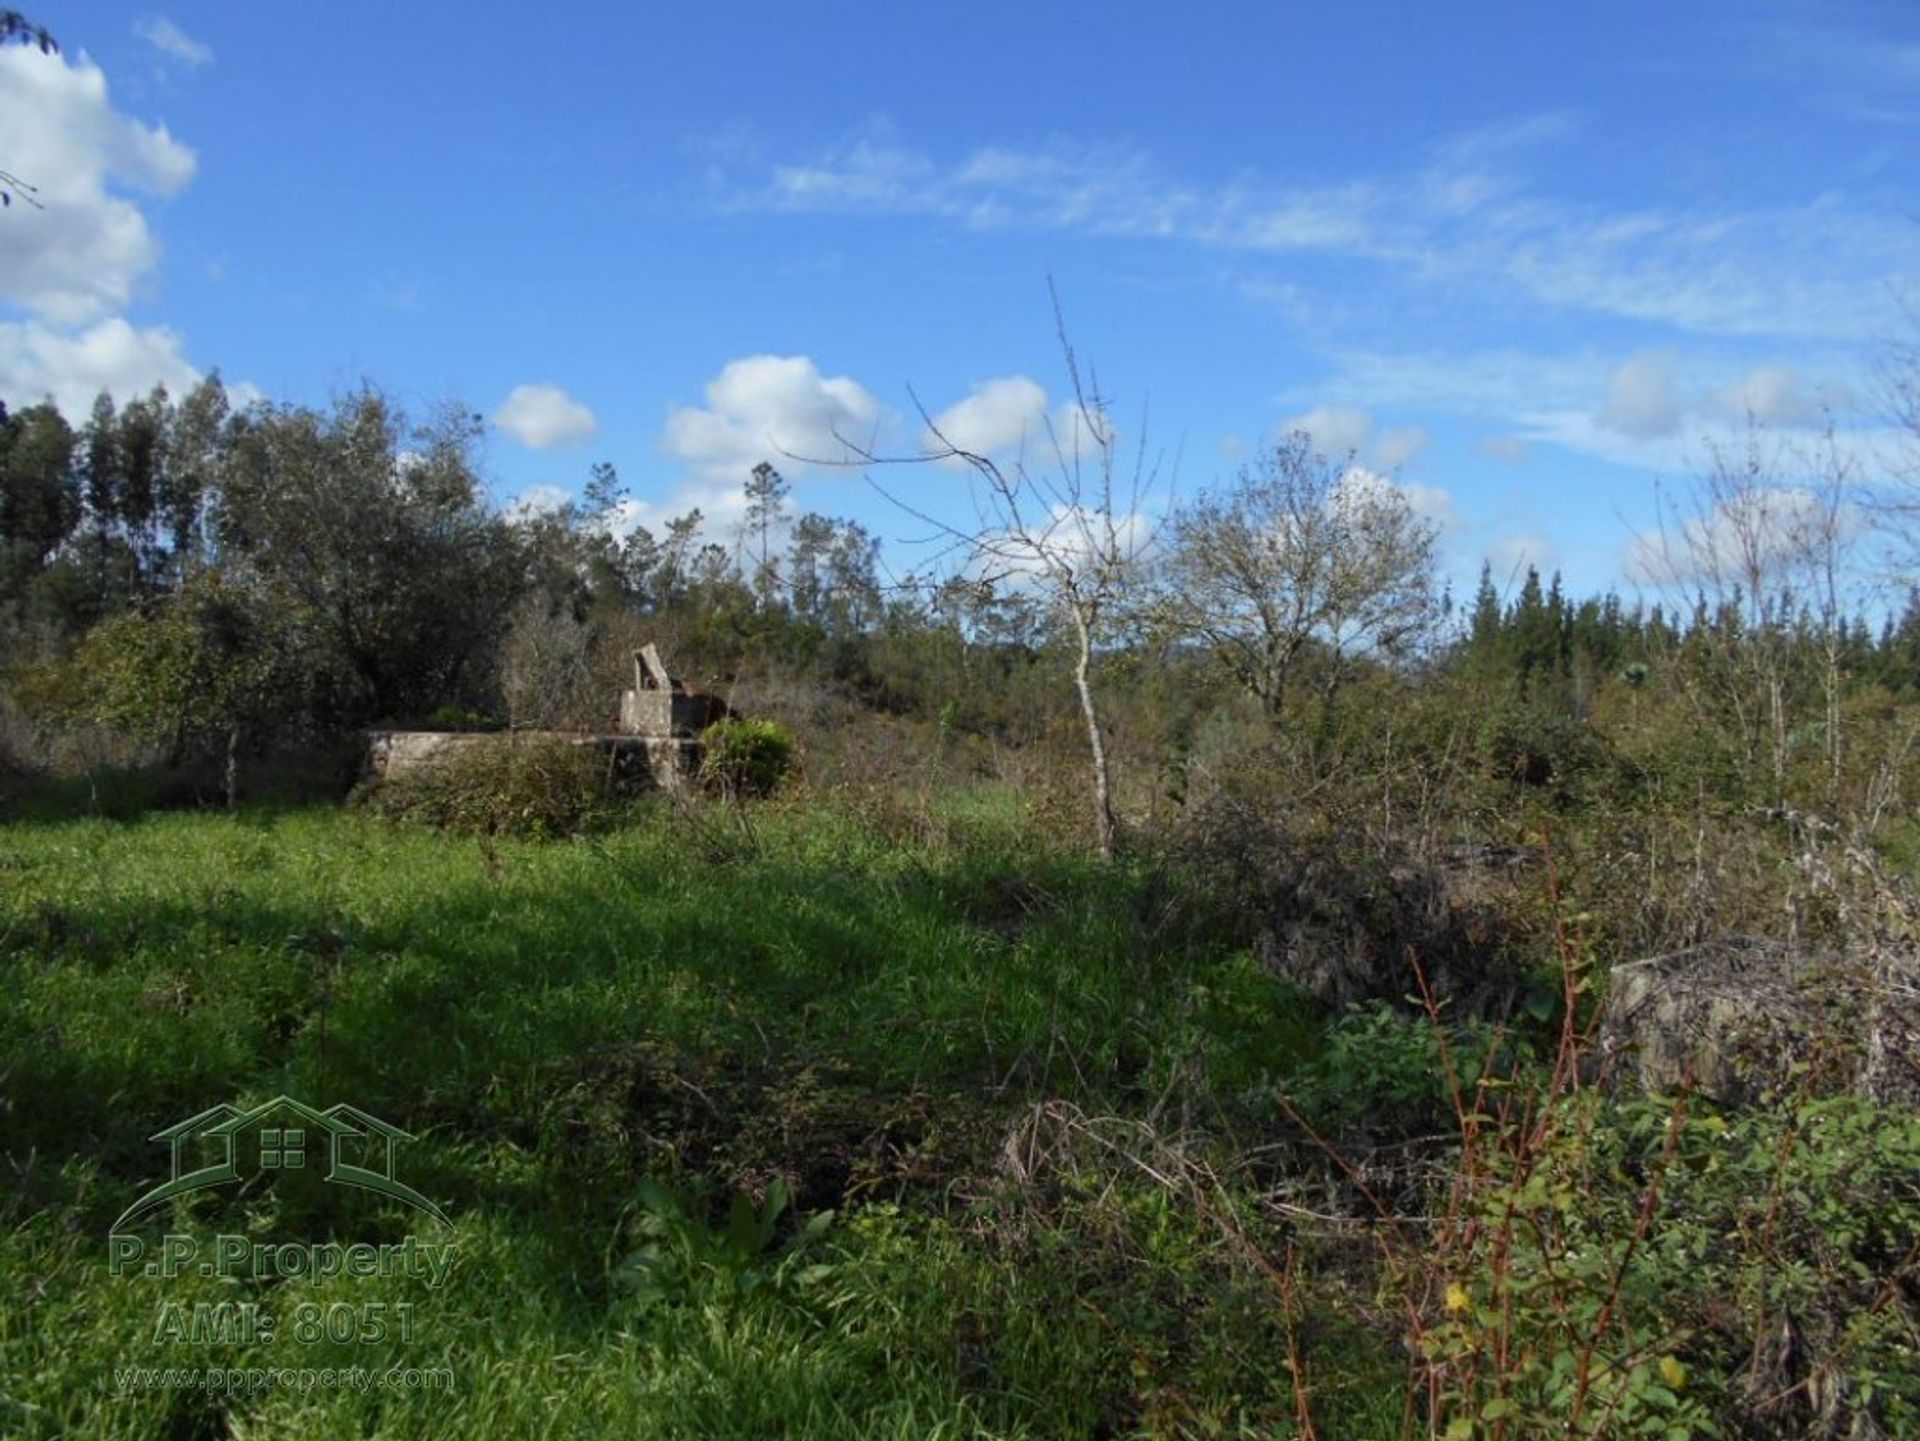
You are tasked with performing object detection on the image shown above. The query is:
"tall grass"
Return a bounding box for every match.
[0,796,1358,1438]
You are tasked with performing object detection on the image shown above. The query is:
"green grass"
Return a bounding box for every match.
[0,797,1380,1438]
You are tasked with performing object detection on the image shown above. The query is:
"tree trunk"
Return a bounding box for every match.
[1072,610,1117,860]
[224,724,240,811]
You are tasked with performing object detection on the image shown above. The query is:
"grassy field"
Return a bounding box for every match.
[1,794,1409,1439]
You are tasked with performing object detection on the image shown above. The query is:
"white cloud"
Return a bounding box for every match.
[506,484,571,519]
[1373,424,1430,470]
[1706,366,1833,427]
[724,121,1911,341]
[1049,399,1116,463]
[1625,484,1861,587]
[1487,533,1557,577]
[134,16,214,68]
[1513,408,1691,472]
[1314,347,1609,418]
[925,375,1048,460]
[0,316,201,417]
[1319,344,1880,477]
[1283,405,1373,459]
[982,502,1156,584]
[0,47,196,323]
[1477,435,1532,463]
[1597,351,1682,439]
[662,354,881,480]
[1280,405,1429,472]
[1337,465,1458,531]
[602,479,763,543]
[1398,480,1458,531]
[921,377,1124,475]
[493,382,597,449]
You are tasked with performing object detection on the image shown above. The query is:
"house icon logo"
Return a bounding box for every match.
[112,1095,449,1233]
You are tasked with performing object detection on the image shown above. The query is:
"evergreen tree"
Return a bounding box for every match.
[740,462,789,611]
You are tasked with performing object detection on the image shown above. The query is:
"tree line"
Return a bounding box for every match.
[3,372,1918,829]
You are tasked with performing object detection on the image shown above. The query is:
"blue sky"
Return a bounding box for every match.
[1,1,1915,600]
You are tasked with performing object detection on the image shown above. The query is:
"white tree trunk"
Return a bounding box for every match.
[1072,609,1116,860]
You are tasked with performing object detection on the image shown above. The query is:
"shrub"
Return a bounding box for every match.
[360,735,611,838]
[1287,1000,1520,1136]
[423,704,502,732]
[700,717,797,799]
[1484,708,1619,801]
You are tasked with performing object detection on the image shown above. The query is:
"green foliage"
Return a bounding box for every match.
[613,1176,835,1314]
[423,704,502,732]
[1287,1001,1519,1135]
[215,390,525,722]
[701,715,797,798]
[0,801,1359,1438]
[16,571,312,807]
[1483,707,1620,799]
[361,736,612,838]
[1405,1085,1920,1440]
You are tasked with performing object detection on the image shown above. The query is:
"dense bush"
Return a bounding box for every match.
[423,704,503,732]
[359,735,612,838]
[700,716,797,798]
[1396,1081,1920,1439]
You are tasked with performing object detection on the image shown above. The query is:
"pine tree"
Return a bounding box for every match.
[740,462,789,611]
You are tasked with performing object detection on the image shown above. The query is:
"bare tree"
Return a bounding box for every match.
[831,293,1163,860]
[498,593,602,732]
[1159,431,1440,721]
[1635,418,1863,799]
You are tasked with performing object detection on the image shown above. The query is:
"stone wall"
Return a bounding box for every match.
[366,730,700,793]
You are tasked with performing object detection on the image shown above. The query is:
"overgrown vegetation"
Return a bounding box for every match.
[355,734,617,839]
[700,715,798,798]
[5,351,1920,1434]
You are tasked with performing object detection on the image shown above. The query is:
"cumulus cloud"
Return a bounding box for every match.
[1280,405,1429,472]
[1336,465,1458,531]
[925,375,1048,460]
[984,502,1157,583]
[1596,351,1682,439]
[493,382,597,449]
[1706,366,1832,427]
[1372,424,1430,470]
[1487,533,1557,576]
[662,354,881,480]
[1397,479,1458,531]
[0,47,196,323]
[134,16,214,68]
[0,316,202,417]
[1625,485,1858,587]
[506,484,571,519]
[1283,405,1374,459]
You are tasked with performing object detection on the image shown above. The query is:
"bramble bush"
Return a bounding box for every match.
[360,735,612,838]
[1324,892,1920,1441]
[700,716,797,799]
